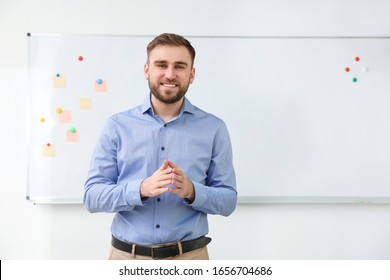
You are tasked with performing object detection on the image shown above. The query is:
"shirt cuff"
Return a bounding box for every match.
[186,181,206,207]
[125,179,145,206]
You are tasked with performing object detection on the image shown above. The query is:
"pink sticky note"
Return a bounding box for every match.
[66,129,80,142]
[58,110,72,123]
[42,144,55,157]
[95,80,107,92]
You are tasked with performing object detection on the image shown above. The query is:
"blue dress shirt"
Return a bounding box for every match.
[84,95,237,245]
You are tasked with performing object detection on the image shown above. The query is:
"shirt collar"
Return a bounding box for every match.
[141,94,195,116]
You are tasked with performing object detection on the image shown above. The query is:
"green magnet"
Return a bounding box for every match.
[352,77,358,83]
[69,127,77,133]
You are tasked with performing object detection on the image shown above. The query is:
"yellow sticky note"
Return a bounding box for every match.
[79,97,92,109]
[42,144,55,157]
[95,80,107,92]
[53,75,67,88]
[66,129,79,142]
[58,110,72,123]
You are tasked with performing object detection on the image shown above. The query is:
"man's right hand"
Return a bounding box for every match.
[140,160,173,198]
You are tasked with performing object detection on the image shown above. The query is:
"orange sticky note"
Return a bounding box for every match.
[66,129,79,142]
[53,75,67,88]
[79,97,92,109]
[95,80,107,92]
[58,110,72,123]
[42,144,55,157]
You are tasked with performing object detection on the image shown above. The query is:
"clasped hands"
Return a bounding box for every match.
[140,160,195,202]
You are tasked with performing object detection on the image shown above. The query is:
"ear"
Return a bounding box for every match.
[144,63,149,80]
[189,67,195,84]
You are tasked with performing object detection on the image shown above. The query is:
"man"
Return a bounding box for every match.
[84,33,237,260]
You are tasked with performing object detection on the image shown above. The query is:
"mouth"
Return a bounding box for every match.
[161,82,178,88]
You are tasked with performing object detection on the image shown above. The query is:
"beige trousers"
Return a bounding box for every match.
[109,245,209,260]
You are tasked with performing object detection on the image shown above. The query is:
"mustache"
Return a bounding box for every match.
[160,79,179,84]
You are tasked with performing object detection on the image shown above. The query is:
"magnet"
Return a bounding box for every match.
[56,107,63,114]
[78,56,83,61]
[345,67,350,72]
[96,79,103,85]
[355,56,360,62]
[69,127,77,133]
[352,77,358,83]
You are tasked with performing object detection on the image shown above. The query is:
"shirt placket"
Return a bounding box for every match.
[153,121,168,242]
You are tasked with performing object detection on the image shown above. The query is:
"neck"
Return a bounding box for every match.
[151,95,184,123]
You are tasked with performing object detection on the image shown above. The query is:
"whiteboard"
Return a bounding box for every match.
[27,34,390,204]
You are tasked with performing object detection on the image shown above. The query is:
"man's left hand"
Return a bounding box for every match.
[167,160,195,203]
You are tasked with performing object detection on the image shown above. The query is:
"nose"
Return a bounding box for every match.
[165,66,176,80]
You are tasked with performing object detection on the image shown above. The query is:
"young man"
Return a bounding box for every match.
[84,33,237,260]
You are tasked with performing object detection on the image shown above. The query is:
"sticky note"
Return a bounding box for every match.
[53,75,67,88]
[58,110,72,123]
[66,129,79,142]
[42,144,55,157]
[95,79,107,92]
[79,97,92,109]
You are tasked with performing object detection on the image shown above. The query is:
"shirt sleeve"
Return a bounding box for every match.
[83,118,144,213]
[187,121,237,216]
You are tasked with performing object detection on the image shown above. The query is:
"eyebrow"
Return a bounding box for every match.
[154,60,189,67]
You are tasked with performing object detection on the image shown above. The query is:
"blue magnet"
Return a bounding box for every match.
[96,79,103,85]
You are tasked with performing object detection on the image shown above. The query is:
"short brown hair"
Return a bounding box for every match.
[146,33,196,67]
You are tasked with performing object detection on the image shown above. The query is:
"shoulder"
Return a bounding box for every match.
[107,104,144,124]
[190,104,226,128]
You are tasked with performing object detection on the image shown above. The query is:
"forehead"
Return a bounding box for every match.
[149,45,192,64]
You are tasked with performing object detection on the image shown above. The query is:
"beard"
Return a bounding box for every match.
[149,79,190,104]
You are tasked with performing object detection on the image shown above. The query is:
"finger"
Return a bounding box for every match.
[158,160,169,171]
[168,187,181,195]
[171,167,185,178]
[171,173,184,185]
[153,187,170,196]
[157,179,172,188]
[155,167,172,177]
[167,160,180,171]
[157,173,173,181]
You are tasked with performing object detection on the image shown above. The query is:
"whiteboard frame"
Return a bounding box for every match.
[29,196,390,205]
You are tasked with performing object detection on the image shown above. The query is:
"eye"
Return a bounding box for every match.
[156,63,167,69]
[175,64,187,70]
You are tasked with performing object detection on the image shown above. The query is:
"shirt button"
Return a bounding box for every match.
[164,124,167,127]
[156,224,160,229]
[157,198,161,202]
[161,147,165,151]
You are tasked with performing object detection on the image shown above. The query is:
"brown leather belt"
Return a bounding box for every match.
[111,235,211,259]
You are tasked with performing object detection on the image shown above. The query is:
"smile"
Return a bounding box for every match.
[161,83,178,88]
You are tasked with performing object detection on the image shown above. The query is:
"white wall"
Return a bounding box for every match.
[1,0,390,259]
